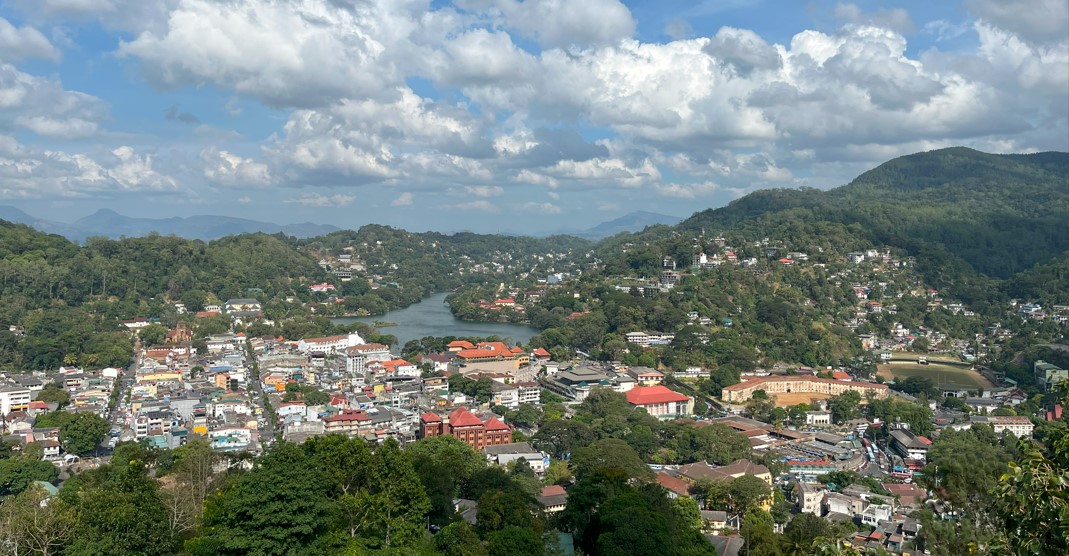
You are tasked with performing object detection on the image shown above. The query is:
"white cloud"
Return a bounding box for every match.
[107,146,177,191]
[0,17,60,62]
[965,0,1069,46]
[521,201,560,214]
[0,64,108,138]
[390,191,414,206]
[237,195,251,204]
[118,0,449,108]
[0,136,177,198]
[10,0,180,34]
[833,3,915,34]
[487,0,635,49]
[201,148,273,187]
[453,199,499,212]
[285,193,355,207]
[464,185,503,197]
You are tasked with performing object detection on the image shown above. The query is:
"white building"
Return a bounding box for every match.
[0,387,31,415]
[345,344,392,375]
[298,333,365,355]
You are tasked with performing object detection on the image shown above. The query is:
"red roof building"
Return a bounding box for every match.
[323,409,372,435]
[419,407,511,450]
[624,386,693,420]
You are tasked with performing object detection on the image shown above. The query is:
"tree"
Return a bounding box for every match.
[0,483,77,556]
[0,457,59,498]
[994,388,1069,555]
[571,439,652,481]
[727,475,771,516]
[486,526,543,556]
[405,435,485,526]
[828,390,861,424]
[59,413,110,456]
[192,442,335,555]
[63,460,178,556]
[347,438,431,549]
[435,522,486,556]
[33,384,70,407]
[531,419,594,460]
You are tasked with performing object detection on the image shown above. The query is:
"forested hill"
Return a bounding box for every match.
[678,147,1068,280]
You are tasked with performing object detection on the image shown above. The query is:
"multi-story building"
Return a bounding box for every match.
[418,407,511,451]
[322,409,373,436]
[298,333,365,355]
[890,429,931,463]
[0,387,31,415]
[721,376,889,403]
[345,344,392,376]
[969,415,1035,438]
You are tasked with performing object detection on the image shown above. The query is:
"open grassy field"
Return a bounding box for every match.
[877,362,993,389]
[771,392,833,407]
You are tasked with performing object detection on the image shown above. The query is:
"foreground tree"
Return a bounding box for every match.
[0,484,76,556]
[994,388,1069,555]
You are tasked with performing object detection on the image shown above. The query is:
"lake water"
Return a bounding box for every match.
[332,292,537,350]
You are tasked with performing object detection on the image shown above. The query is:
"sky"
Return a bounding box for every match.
[0,0,1066,235]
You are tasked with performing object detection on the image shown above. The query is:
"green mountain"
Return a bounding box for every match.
[680,148,1067,280]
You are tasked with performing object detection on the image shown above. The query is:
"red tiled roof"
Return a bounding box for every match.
[420,411,441,422]
[484,417,510,431]
[533,347,551,357]
[448,407,485,428]
[510,346,524,354]
[323,409,370,423]
[456,349,499,359]
[447,340,476,349]
[656,472,691,496]
[625,385,690,406]
[832,371,851,380]
[541,484,567,497]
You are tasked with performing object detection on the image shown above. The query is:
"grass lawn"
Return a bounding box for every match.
[772,392,833,407]
[877,363,992,389]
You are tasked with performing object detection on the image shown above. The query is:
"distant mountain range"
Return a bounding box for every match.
[0,205,679,243]
[0,206,340,242]
[553,210,681,240]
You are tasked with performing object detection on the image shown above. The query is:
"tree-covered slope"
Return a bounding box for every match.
[678,147,1068,280]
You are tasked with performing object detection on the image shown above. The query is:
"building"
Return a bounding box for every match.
[418,407,512,451]
[483,442,548,474]
[0,387,31,415]
[889,429,931,463]
[345,344,392,376]
[322,409,373,436]
[721,376,889,404]
[538,485,568,514]
[624,386,693,420]
[794,481,827,515]
[1035,360,1067,391]
[299,333,365,354]
[969,415,1035,438]
[786,460,837,483]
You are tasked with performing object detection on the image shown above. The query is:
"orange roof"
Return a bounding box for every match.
[541,484,566,497]
[457,349,498,359]
[510,346,524,354]
[420,411,441,423]
[448,407,484,428]
[832,370,851,380]
[484,417,510,431]
[625,385,690,406]
[447,340,476,349]
[656,472,691,496]
[323,409,370,423]
[533,347,551,357]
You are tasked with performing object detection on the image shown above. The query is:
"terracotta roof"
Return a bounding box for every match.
[656,472,691,497]
[510,346,524,354]
[323,409,370,423]
[420,411,441,423]
[625,385,690,406]
[832,371,851,380]
[541,485,566,497]
[447,340,476,349]
[456,349,499,359]
[448,407,485,428]
[533,347,551,357]
[484,417,510,431]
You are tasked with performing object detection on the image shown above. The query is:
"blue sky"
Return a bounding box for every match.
[0,0,1066,234]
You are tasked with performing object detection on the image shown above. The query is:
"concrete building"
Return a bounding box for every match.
[721,376,889,404]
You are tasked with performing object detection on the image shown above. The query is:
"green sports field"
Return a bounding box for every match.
[877,362,992,389]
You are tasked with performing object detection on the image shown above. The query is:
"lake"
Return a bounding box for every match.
[332,292,538,350]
